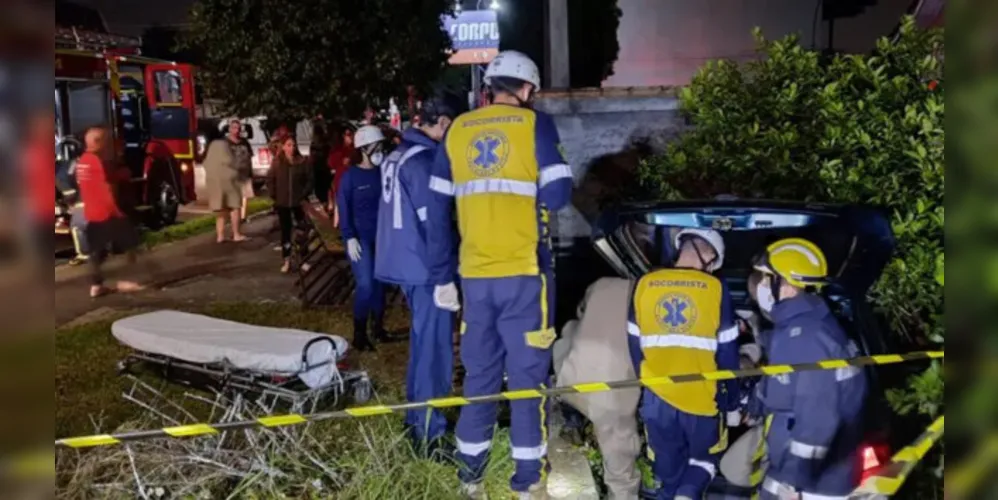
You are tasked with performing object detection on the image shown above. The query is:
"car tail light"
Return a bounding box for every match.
[258,148,271,165]
[860,442,891,481]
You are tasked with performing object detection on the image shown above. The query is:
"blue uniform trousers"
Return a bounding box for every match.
[402,284,454,442]
[759,413,861,499]
[455,274,555,492]
[349,239,385,324]
[641,391,721,499]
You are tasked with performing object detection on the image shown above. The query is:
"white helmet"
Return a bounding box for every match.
[674,228,726,272]
[484,50,541,90]
[354,125,385,149]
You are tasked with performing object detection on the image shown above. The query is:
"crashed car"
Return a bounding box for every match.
[553,198,920,499]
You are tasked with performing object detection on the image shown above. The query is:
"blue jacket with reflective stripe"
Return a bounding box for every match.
[374,128,447,286]
[759,294,868,495]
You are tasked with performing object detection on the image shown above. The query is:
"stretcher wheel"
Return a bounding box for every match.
[353,379,372,404]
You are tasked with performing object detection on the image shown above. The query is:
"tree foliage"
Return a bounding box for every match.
[498,0,621,88]
[568,0,622,87]
[141,25,202,64]
[182,0,454,119]
[640,17,944,418]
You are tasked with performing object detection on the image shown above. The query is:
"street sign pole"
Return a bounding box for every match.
[470,64,481,108]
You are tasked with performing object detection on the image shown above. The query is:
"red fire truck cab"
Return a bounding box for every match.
[55,27,197,231]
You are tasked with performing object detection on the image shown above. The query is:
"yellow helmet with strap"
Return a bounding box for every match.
[753,237,829,290]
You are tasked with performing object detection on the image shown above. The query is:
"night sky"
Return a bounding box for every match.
[72,0,196,35]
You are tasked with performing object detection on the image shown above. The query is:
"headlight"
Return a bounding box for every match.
[181,162,190,172]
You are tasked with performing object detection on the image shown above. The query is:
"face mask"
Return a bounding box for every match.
[756,281,776,314]
[370,151,384,166]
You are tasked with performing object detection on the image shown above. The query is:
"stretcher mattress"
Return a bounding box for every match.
[112,310,349,389]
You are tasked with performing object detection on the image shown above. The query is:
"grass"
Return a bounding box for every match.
[55,301,515,499]
[140,198,274,248]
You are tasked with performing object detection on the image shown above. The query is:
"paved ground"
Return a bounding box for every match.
[54,213,299,327]
[54,203,217,265]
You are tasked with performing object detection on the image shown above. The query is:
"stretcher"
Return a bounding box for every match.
[113,310,372,415]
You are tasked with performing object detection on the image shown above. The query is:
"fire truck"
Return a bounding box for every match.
[55,27,198,235]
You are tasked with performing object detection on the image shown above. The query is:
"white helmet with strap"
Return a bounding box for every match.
[483,50,541,90]
[354,125,385,149]
[674,228,726,272]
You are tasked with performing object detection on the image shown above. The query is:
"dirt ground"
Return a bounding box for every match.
[54,214,306,327]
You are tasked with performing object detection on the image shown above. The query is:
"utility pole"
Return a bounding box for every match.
[471,64,481,108]
[544,0,570,88]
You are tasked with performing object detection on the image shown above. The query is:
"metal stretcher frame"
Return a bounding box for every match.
[116,335,373,414]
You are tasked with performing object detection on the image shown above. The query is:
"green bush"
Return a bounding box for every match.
[639,12,944,433]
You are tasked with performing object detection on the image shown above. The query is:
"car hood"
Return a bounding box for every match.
[591,199,896,295]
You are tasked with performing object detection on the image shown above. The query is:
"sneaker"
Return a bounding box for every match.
[459,482,488,500]
[273,244,282,252]
[280,260,291,274]
[300,262,311,272]
[516,481,548,500]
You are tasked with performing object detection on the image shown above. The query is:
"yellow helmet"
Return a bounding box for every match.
[753,238,829,289]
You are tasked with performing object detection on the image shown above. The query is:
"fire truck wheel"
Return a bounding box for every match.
[153,181,180,227]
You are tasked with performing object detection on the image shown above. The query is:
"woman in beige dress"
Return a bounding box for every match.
[223,119,256,222]
[203,136,249,243]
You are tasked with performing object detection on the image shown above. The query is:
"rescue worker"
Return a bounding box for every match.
[425,50,574,499]
[627,228,741,500]
[337,125,390,352]
[751,238,868,500]
[75,126,144,298]
[553,277,642,500]
[374,93,466,454]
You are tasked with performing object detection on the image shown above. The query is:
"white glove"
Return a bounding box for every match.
[433,282,461,312]
[346,238,362,262]
[726,410,743,427]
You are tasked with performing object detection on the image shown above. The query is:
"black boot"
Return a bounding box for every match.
[371,315,393,343]
[352,317,376,352]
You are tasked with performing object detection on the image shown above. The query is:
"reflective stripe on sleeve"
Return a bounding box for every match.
[454,178,537,198]
[538,163,572,188]
[641,334,717,352]
[718,325,739,343]
[835,365,861,382]
[688,458,717,479]
[416,206,427,222]
[789,440,829,459]
[429,176,454,196]
[627,322,641,336]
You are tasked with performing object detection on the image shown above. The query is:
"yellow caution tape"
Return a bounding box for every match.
[849,416,944,498]
[54,350,943,450]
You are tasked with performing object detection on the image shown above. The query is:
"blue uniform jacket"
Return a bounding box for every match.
[758,294,868,494]
[336,165,381,243]
[375,128,451,285]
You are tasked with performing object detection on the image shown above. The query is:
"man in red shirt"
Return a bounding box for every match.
[75,126,143,297]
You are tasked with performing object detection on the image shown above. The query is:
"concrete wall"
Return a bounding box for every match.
[534,88,683,240]
[603,0,914,87]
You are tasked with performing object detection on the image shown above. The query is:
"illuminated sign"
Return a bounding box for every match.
[443,10,500,65]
